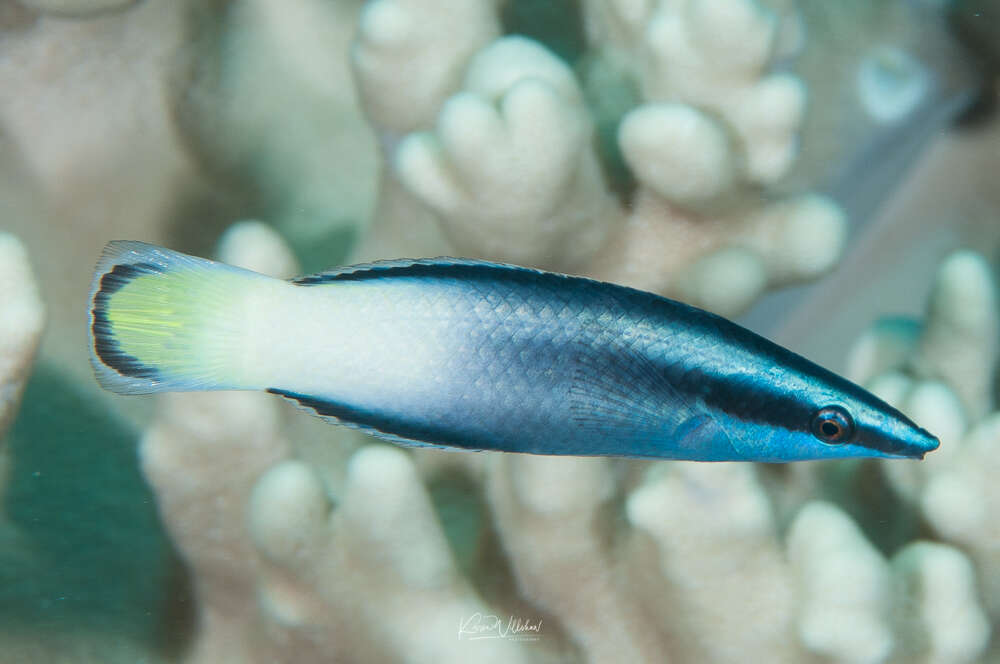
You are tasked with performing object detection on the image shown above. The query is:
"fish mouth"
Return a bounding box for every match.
[914,427,941,457]
[891,427,940,460]
[866,424,941,460]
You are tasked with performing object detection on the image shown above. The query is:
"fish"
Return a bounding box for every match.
[88,241,939,462]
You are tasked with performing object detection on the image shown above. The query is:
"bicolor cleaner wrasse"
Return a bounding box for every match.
[88,241,939,462]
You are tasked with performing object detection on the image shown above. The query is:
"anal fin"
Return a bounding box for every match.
[267,388,481,452]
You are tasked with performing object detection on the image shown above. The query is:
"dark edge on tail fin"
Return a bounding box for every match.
[91,262,164,381]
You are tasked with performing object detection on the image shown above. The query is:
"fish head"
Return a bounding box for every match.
[720,371,940,462]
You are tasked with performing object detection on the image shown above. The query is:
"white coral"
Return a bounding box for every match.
[352,0,500,134]
[356,0,846,316]
[891,542,991,664]
[0,233,44,532]
[15,0,135,17]
[846,248,1000,646]
[618,104,737,204]
[487,455,666,662]
[786,502,989,664]
[911,251,998,420]
[581,0,844,316]
[637,0,805,184]
[628,463,804,663]
[787,501,894,664]
[0,233,45,437]
[395,37,615,268]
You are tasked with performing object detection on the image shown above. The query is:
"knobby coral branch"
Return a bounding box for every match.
[0,233,44,438]
[355,0,847,317]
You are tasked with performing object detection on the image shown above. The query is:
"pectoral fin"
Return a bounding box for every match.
[566,341,738,460]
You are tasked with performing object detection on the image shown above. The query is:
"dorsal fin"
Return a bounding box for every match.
[292,257,550,286]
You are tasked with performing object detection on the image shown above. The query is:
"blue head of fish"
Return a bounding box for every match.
[714,372,941,463]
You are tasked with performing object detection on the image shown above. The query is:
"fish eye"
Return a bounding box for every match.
[810,406,855,444]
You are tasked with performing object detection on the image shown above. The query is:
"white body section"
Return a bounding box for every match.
[241,279,454,413]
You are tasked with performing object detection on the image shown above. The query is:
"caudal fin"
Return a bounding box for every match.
[88,241,271,394]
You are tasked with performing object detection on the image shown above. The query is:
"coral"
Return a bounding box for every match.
[0,0,375,371]
[179,0,377,255]
[14,0,135,18]
[788,502,989,664]
[846,251,996,491]
[629,0,804,185]
[348,0,503,264]
[0,232,43,538]
[0,233,44,438]
[0,231,41,530]
[627,462,804,663]
[394,37,615,268]
[891,542,991,664]
[846,249,1000,647]
[579,0,845,315]
[355,0,847,317]
[788,501,894,664]
[487,455,668,663]
[352,0,500,134]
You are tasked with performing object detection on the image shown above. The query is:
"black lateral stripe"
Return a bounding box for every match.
[659,359,813,433]
[91,263,163,381]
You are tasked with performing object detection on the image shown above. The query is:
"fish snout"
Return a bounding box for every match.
[873,415,941,459]
[913,426,941,457]
[896,425,940,459]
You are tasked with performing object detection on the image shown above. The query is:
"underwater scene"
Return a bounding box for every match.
[2,0,1000,662]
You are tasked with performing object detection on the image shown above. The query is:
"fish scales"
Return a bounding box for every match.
[87,242,940,462]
